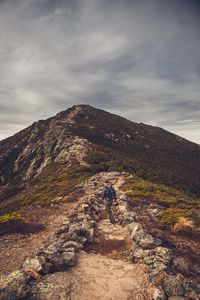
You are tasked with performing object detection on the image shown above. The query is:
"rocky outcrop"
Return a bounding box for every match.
[0,106,92,187]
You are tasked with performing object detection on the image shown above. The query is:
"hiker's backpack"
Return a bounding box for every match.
[104,185,115,199]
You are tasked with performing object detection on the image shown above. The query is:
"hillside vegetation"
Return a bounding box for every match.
[71,105,200,196]
[122,175,200,230]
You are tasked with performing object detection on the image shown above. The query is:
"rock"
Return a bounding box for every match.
[23,257,43,273]
[54,223,69,235]
[154,247,172,261]
[137,214,152,223]
[68,223,82,235]
[93,214,100,221]
[62,219,70,225]
[122,212,136,223]
[80,223,91,233]
[88,228,94,242]
[50,256,65,272]
[59,232,77,242]
[149,270,166,286]
[62,240,83,251]
[43,244,60,256]
[81,204,90,210]
[143,255,168,272]
[138,234,161,249]
[76,213,86,221]
[117,204,127,213]
[0,270,30,300]
[172,257,191,275]
[133,248,152,260]
[128,222,145,242]
[152,287,166,300]
[119,194,129,201]
[78,236,88,244]
[163,274,186,297]
[50,248,76,272]
[150,260,168,272]
[84,214,93,221]
[91,204,99,213]
[192,263,200,275]
[61,248,77,267]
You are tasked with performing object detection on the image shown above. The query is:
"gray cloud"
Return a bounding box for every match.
[0,0,199,143]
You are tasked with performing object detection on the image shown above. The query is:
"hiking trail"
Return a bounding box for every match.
[28,172,155,300]
[1,172,197,299]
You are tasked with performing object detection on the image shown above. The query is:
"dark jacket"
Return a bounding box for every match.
[102,184,116,201]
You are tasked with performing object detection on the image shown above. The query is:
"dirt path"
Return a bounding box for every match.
[68,217,153,299]
[69,252,153,300]
[51,172,154,299]
[35,199,154,300]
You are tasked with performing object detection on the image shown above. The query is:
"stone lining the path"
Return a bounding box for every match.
[0,182,101,300]
[115,192,199,300]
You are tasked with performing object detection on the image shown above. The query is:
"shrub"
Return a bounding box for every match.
[0,213,27,224]
[172,217,194,234]
[0,213,44,235]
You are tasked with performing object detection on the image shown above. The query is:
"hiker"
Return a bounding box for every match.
[102,181,116,224]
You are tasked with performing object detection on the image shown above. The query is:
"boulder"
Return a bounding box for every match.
[79,222,95,242]
[172,257,191,275]
[62,248,77,267]
[0,270,30,300]
[76,213,86,221]
[50,248,76,272]
[143,256,168,272]
[122,212,136,223]
[138,234,161,249]
[43,243,62,256]
[128,222,145,242]
[133,248,153,260]
[152,287,166,300]
[62,240,83,252]
[91,204,99,213]
[78,236,88,244]
[68,223,81,235]
[59,232,77,242]
[163,274,186,297]
[150,260,168,272]
[154,247,172,261]
[23,257,43,273]
[54,225,69,236]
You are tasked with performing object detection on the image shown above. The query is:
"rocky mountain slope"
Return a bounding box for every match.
[0,105,200,215]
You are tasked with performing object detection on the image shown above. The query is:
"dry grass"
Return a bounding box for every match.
[172,217,194,234]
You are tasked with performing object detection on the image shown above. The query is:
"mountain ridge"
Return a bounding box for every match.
[1,104,199,145]
[0,104,200,215]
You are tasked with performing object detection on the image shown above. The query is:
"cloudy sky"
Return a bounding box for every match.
[0,0,199,144]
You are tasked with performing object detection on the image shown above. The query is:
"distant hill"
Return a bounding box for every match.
[0,104,200,213]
